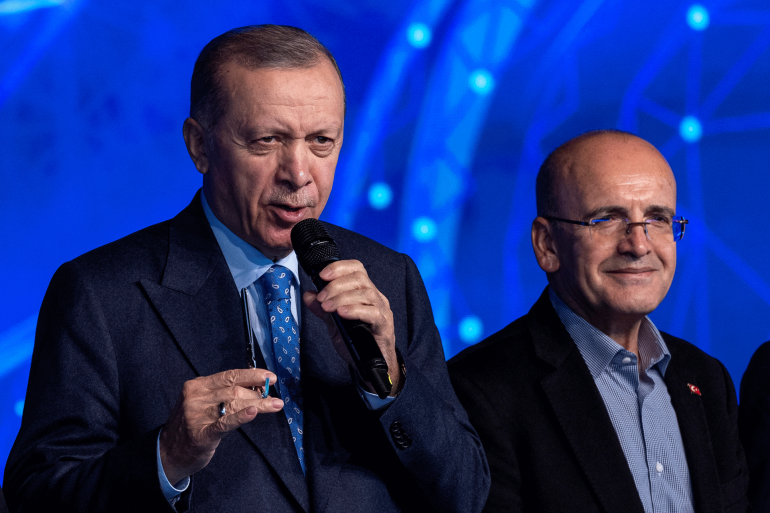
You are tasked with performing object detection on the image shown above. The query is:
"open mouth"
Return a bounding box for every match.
[276,205,304,213]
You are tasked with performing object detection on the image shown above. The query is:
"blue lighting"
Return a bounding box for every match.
[14,399,24,417]
[0,0,65,15]
[407,23,432,49]
[469,69,495,95]
[412,217,437,242]
[679,115,703,142]
[459,316,483,344]
[368,182,393,210]
[686,5,710,31]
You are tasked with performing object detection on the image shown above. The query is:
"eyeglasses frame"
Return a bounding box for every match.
[543,215,689,242]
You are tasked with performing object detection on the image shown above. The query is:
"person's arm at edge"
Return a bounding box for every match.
[3,261,180,513]
[373,253,490,513]
[739,342,770,512]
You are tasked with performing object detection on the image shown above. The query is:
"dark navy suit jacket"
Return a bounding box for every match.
[449,290,750,513]
[739,340,770,512]
[4,192,489,513]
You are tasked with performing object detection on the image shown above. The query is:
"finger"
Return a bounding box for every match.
[316,271,377,304]
[218,396,284,420]
[318,287,383,312]
[205,368,277,392]
[204,405,259,439]
[210,382,272,406]
[304,291,341,334]
[317,259,367,282]
[303,292,360,368]
[334,303,394,336]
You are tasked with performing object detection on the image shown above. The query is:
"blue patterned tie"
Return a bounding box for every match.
[261,264,305,473]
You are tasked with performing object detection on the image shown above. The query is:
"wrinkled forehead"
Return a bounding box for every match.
[554,135,676,216]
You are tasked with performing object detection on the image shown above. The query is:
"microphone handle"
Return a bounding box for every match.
[312,275,392,399]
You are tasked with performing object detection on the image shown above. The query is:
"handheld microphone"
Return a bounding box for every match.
[291,218,392,399]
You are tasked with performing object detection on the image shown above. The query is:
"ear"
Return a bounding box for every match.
[182,117,210,175]
[531,217,561,273]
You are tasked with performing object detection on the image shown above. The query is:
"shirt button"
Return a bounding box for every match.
[656,462,664,473]
[622,357,632,364]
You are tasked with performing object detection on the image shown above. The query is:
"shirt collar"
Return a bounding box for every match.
[201,191,300,291]
[548,288,671,378]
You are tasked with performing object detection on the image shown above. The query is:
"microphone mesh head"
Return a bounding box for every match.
[291,218,340,273]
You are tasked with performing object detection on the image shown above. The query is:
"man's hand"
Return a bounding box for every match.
[159,368,284,485]
[302,259,401,395]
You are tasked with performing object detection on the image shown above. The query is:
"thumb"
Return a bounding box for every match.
[302,291,343,343]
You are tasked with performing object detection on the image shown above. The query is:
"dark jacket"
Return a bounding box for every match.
[739,340,770,512]
[449,289,750,513]
[4,192,489,513]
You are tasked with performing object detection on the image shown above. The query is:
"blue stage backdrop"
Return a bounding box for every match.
[2,0,770,480]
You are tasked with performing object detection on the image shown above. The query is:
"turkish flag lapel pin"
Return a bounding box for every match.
[687,383,701,396]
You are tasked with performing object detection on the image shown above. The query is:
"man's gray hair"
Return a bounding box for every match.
[190,24,345,130]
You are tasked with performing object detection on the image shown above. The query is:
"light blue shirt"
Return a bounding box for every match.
[549,289,694,513]
[158,192,393,501]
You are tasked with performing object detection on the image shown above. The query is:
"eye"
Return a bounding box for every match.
[315,136,332,145]
[589,216,614,224]
[647,215,670,223]
[259,136,275,143]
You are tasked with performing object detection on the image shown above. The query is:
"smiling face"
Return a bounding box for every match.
[188,59,345,260]
[539,133,677,327]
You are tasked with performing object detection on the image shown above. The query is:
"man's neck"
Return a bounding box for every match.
[553,291,644,356]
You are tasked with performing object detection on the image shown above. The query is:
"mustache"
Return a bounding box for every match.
[267,189,317,208]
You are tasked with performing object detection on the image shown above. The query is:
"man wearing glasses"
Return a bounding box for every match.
[450,130,750,512]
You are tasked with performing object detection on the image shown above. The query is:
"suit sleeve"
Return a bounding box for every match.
[449,368,522,513]
[714,359,753,512]
[375,254,490,513]
[739,342,770,512]
[3,261,179,513]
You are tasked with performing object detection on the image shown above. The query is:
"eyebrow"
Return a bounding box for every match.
[242,123,343,140]
[583,204,676,219]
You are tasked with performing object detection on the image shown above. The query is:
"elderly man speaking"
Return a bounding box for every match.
[449,130,750,512]
[4,25,489,513]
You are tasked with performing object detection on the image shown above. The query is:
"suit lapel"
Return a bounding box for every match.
[299,267,345,513]
[140,193,309,511]
[663,343,721,513]
[530,292,645,513]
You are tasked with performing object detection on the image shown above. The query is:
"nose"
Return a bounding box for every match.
[618,222,651,257]
[277,141,312,189]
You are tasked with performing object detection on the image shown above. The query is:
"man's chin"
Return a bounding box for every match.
[247,232,294,261]
[607,295,664,318]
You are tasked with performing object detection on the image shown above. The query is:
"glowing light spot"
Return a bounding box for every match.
[407,23,432,48]
[679,115,703,142]
[0,0,65,15]
[459,316,483,344]
[14,400,24,417]
[687,5,710,30]
[412,217,437,242]
[469,69,495,95]
[368,182,393,210]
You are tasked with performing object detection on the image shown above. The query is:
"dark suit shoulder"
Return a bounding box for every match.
[62,218,172,286]
[449,315,530,369]
[448,314,550,408]
[662,331,732,379]
[322,222,404,266]
[743,341,770,386]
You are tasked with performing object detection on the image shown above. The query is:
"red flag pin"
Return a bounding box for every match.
[687,383,701,396]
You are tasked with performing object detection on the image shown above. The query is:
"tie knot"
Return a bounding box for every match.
[262,265,293,300]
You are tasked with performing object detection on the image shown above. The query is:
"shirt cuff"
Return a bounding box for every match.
[359,387,396,410]
[352,370,401,410]
[157,430,190,503]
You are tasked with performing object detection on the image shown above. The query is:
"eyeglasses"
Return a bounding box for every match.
[544,215,689,242]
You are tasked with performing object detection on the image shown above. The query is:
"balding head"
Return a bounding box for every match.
[536,130,674,218]
[530,130,680,346]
